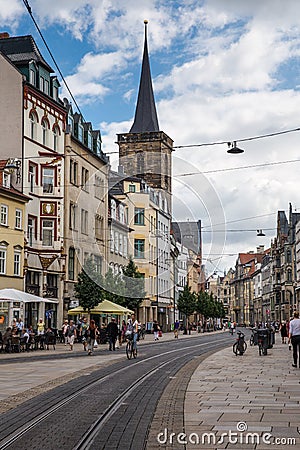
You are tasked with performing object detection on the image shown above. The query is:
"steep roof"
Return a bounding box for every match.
[129,21,159,133]
[0,34,53,73]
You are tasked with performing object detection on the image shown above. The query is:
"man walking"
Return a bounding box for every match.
[106,317,119,351]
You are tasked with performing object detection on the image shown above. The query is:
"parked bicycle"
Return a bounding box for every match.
[233,330,247,356]
[126,333,137,359]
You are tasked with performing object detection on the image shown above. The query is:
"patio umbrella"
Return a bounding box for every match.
[0,288,58,303]
[68,300,133,315]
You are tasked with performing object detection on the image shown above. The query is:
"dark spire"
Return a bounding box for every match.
[129,21,159,133]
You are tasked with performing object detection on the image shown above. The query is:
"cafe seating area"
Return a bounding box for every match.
[0,331,57,353]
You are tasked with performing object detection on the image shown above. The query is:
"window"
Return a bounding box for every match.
[14,251,21,276]
[39,76,44,92]
[95,214,103,240]
[42,167,55,193]
[123,236,128,257]
[70,160,78,185]
[110,231,114,253]
[69,203,77,230]
[3,172,10,188]
[44,79,49,95]
[129,184,136,193]
[68,247,75,280]
[53,86,58,101]
[87,131,93,149]
[29,111,37,140]
[29,164,36,192]
[41,119,49,146]
[119,233,123,255]
[42,219,54,246]
[29,69,36,85]
[28,217,36,247]
[119,205,125,224]
[94,255,102,274]
[94,176,103,199]
[134,239,145,258]
[134,208,145,225]
[15,209,22,229]
[0,204,8,226]
[53,125,60,151]
[0,247,6,274]
[78,123,84,142]
[81,167,89,191]
[114,232,119,254]
[111,200,116,219]
[81,209,88,234]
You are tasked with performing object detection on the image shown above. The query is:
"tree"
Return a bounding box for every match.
[177,284,197,323]
[74,258,103,311]
[101,267,125,304]
[121,257,146,311]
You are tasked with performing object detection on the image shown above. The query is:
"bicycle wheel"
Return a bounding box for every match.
[126,341,132,359]
[133,346,137,358]
[238,341,247,355]
[233,342,238,355]
[249,336,254,346]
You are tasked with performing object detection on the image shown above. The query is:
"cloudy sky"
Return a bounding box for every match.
[2,0,300,274]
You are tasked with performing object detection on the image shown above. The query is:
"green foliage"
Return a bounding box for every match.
[100,268,125,304]
[74,258,103,311]
[196,290,226,319]
[121,257,146,311]
[177,284,197,318]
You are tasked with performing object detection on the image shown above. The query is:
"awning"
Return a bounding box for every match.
[0,288,59,303]
[68,299,134,315]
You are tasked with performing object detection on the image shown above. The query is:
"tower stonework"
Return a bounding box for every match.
[117,21,173,213]
[117,131,173,208]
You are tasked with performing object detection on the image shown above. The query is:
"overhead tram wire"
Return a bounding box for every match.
[22,0,85,122]
[172,126,300,150]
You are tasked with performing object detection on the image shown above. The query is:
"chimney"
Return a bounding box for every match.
[0,32,10,39]
[256,245,265,254]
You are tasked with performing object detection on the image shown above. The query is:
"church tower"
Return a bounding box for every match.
[117,21,173,212]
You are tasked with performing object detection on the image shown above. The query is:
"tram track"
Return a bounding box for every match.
[0,334,233,450]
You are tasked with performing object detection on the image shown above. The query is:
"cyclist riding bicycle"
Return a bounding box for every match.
[127,313,139,350]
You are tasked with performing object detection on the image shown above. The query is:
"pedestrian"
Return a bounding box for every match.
[106,317,119,351]
[37,318,45,335]
[87,319,98,356]
[66,319,77,351]
[174,320,179,338]
[80,317,89,351]
[289,311,300,368]
[16,317,24,336]
[127,313,139,350]
[62,319,69,345]
[120,320,127,345]
[230,322,235,335]
[280,321,288,344]
[152,320,160,341]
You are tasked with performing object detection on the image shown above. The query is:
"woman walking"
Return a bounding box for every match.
[280,321,288,344]
[87,319,98,356]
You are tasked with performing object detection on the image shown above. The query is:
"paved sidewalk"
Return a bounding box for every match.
[184,338,300,449]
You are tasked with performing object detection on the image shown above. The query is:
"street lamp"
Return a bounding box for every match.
[227,141,244,154]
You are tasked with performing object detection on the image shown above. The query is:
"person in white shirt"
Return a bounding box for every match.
[288,311,300,368]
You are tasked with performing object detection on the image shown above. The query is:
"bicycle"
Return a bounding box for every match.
[257,329,268,356]
[233,330,247,356]
[126,333,137,359]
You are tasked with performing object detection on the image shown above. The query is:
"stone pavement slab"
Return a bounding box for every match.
[185,337,300,449]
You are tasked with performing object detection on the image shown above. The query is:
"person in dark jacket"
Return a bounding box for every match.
[106,317,119,351]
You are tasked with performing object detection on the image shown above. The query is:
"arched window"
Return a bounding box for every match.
[41,118,49,146]
[111,199,116,219]
[53,124,60,151]
[29,111,38,140]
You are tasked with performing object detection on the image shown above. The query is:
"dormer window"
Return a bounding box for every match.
[53,86,58,101]
[87,131,93,149]
[78,123,84,142]
[29,69,36,86]
[2,172,10,188]
[44,79,49,95]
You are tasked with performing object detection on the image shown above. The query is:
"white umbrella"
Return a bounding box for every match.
[0,288,58,303]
